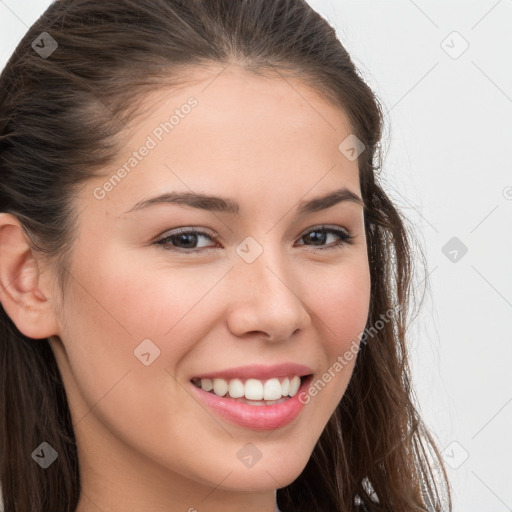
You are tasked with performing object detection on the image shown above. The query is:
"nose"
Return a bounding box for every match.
[226,245,311,343]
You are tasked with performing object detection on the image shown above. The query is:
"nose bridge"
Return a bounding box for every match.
[236,234,294,298]
[226,234,310,339]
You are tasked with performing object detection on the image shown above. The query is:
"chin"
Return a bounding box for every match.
[213,454,310,491]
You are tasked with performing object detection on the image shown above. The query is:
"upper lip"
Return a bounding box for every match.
[191,363,314,381]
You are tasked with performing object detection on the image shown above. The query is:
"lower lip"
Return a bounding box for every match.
[188,375,313,431]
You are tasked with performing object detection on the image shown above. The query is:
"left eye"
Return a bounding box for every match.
[154,225,354,253]
[296,225,354,250]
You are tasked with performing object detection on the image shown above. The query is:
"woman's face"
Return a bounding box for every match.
[49,64,371,509]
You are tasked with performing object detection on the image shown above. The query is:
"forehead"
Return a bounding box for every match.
[86,64,361,214]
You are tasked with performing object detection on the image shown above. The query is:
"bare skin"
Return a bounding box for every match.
[0,64,371,512]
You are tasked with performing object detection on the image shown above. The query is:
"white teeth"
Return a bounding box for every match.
[288,375,301,397]
[263,378,282,400]
[245,379,263,400]
[201,378,213,392]
[212,378,228,397]
[228,378,244,398]
[281,377,289,396]
[195,375,303,400]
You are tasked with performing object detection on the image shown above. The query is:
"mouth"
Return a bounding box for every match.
[190,374,314,406]
[188,374,315,430]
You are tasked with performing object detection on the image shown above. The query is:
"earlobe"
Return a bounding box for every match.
[0,213,60,340]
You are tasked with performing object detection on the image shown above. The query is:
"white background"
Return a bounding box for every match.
[1,1,511,510]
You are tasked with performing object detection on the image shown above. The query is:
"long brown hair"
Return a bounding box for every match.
[0,1,452,510]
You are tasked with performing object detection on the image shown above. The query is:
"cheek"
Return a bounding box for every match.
[59,249,230,413]
[69,242,225,338]
[58,253,222,465]
[290,259,370,430]
[309,257,371,346]
[303,257,370,394]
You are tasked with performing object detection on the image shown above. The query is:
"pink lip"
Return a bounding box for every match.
[189,375,313,430]
[190,363,314,381]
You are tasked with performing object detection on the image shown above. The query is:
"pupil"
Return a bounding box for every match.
[307,231,325,245]
[177,233,197,248]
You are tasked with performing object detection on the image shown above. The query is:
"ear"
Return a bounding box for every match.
[0,213,61,340]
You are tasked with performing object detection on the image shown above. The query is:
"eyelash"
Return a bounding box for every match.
[154,224,354,254]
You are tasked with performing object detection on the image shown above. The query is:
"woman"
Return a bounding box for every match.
[0,1,452,511]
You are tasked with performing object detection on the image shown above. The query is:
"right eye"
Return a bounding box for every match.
[154,227,220,253]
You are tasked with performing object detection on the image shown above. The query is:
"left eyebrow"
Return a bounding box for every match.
[124,187,364,215]
[296,187,364,214]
